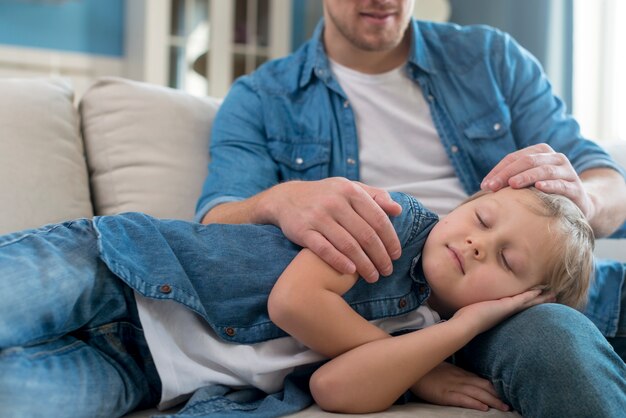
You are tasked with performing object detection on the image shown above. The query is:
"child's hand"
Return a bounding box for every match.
[451,289,555,335]
[411,362,510,412]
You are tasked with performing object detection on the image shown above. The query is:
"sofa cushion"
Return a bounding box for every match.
[80,77,220,220]
[0,78,93,234]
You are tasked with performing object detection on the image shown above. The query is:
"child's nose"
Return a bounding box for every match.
[466,238,485,259]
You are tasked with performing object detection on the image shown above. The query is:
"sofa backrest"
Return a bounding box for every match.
[0,76,625,263]
[80,77,220,220]
[0,78,92,234]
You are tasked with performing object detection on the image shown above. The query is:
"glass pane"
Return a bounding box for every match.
[234,0,248,44]
[188,0,210,81]
[193,0,209,30]
[169,46,185,88]
[170,0,186,36]
[233,53,247,79]
[256,0,269,47]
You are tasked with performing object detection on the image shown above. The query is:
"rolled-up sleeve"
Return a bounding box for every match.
[195,78,281,221]
[496,31,625,179]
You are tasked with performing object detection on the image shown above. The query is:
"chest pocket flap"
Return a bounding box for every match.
[464,106,512,140]
[268,141,331,171]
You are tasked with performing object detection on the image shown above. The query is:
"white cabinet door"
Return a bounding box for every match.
[126,0,291,98]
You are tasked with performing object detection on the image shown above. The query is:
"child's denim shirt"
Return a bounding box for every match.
[94,192,439,345]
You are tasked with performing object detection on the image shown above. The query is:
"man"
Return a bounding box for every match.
[197,0,626,416]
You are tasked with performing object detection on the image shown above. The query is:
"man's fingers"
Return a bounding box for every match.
[278,179,403,281]
[355,181,403,217]
[481,144,559,190]
[351,183,403,268]
[370,189,403,217]
[302,230,356,276]
[481,147,531,187]
[310,217,381,283]
[332,207,388,280]
[486,154,568,190]
[350,196,401,260]
[506,163,576,189]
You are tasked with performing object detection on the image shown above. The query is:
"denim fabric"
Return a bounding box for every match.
[584,260,626,336]
[159,365,321,418]
[95,192,437,344]
[456,304,626,417]
[197,18,624,219]
[196,18,626,337]
[0,193,437,417]
[0,220,161,418]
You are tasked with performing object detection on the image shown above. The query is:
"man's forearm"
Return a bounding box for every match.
[581,168,626,237]
[200,188,275,225]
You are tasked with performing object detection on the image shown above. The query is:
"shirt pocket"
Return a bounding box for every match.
[267,140,331,181]
[463,105,512,141]
[462,105,516,169]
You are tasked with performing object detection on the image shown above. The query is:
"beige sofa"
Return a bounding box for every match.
[2,77,625,418]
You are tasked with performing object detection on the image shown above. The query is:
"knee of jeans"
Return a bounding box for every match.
[498,304,611,374]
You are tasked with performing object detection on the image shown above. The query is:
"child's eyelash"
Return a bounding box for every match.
[500,250,512,271]
[476,212,487,227]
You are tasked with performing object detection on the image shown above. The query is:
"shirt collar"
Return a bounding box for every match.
[299,17,435,88]
[407,18,436,75]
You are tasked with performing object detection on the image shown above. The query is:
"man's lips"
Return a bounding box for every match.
[360,11,396,21]
[447,245,465,274]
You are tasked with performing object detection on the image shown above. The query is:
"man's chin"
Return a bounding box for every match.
[353,36,404,52]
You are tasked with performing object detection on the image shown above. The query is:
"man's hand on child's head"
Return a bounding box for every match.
[480,143,593,218]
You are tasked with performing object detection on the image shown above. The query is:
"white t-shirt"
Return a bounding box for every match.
[329,59,467,216]
[135,292,440,410]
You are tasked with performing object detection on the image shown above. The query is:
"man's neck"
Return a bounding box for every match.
[323,30,411,74]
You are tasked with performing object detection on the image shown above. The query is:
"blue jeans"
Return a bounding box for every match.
[0,220,161,418]
[607,285,626,364]
[457,304,626,417]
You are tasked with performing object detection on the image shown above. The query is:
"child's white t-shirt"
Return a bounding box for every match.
[135,292,440,410]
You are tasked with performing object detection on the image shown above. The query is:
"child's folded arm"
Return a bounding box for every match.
[268,248,389,358]
[308,289,551,413]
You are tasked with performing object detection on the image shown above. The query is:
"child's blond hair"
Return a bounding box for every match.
[463,187,595,309]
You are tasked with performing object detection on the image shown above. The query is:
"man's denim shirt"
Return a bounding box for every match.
[95,192,437,345]
[197,19,626,337]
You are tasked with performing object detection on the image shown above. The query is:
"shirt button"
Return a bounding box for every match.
[418,285,427,293]
[159,284,172,294]
[493,122,502,131]
[428,95,434,101]
[225,327,236,337]
[343,100,350,108]
[294,157,304,165]
[451,145,459,153]
[398,298,407,308]
[346,158,356,165]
